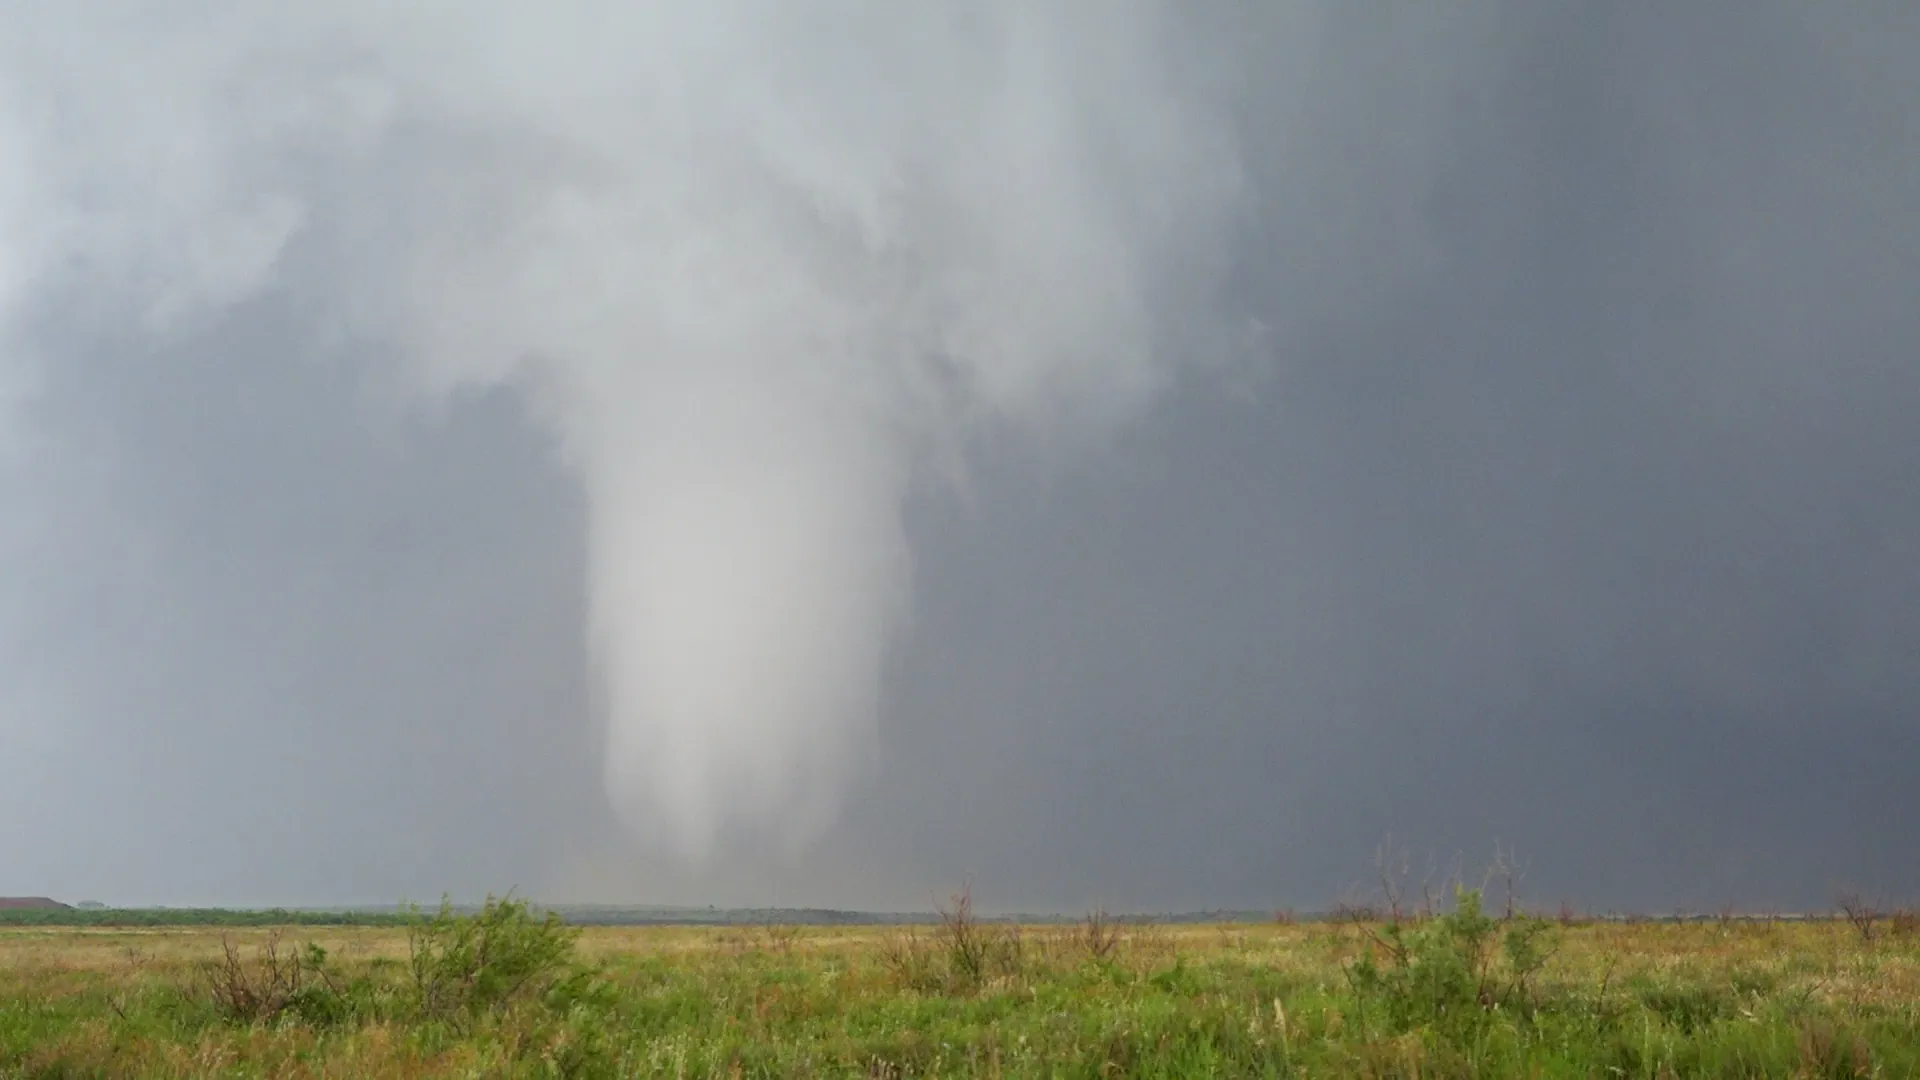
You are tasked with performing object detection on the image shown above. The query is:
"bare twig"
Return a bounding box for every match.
[1835,889,1880,944]
[1079,908,1122,962]
[1376,837,1410,924]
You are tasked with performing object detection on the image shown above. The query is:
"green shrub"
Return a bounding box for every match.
[200,892,602,1041]
[1343,888,1555,1038]
[406,894,584,1025]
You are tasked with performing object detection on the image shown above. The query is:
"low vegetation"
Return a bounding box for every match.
[3,887,1919,1077]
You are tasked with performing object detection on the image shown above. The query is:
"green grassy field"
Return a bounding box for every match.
[2,895,1917,1078]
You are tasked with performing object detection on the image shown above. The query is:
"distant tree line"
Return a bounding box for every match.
[0,908,419,928]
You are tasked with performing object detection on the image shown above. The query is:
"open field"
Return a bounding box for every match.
[3,898,1919,1078]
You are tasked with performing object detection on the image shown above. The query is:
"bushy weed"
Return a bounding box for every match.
[406,894,590,1025]
[1343,888,1555,1038]
[877,886,1024,994]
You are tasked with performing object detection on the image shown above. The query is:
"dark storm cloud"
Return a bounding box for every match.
[849,1,1920,914]
[2,2,1917,913]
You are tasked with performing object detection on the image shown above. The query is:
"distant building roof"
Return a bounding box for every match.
[0,897,70,910]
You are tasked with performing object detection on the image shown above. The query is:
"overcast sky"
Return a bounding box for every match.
[2,2,1917,914]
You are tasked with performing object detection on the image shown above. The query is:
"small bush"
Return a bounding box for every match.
[1836,890,1880,943]
[1343,888,1555,1037]
[201,930,370,1022]
[878,886,1023,994]
[934,885,1021,990]
[204,933,297,1024]
[203,933,344,1025]
[1078,908,1122,963]
[407,894,585,1025]
[199,899,593,1034]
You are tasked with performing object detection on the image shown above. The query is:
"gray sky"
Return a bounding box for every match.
[2,3,1918,913]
